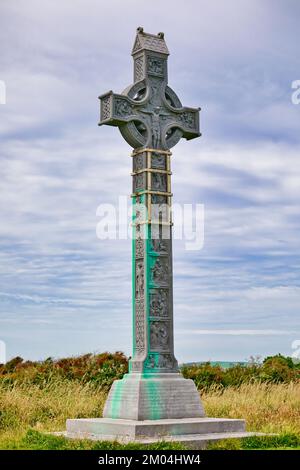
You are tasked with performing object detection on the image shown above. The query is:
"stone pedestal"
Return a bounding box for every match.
[102,373,205,420]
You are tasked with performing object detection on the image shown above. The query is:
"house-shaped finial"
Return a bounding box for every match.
[132,28,169,56]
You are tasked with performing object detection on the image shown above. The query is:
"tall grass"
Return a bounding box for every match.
[203,382,300,434]
[0,377,299,449]
[0,378,106,432]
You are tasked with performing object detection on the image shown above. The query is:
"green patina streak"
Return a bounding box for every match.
[130,195,137,369]
[145,224,163,375]
[142,373,162,420]
[145,221,151,364]
[107,379,125,419]
[142,224,163,419]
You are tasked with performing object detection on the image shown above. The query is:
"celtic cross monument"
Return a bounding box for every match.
[66,28,247,445]
[98,27,204,420]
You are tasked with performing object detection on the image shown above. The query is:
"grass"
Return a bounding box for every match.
[0,378,299,450]
[204,382,300,450]
[203,382,300,434]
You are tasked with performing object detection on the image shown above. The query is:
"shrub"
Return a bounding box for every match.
[0,352,128,390]
[1,353,299,391]
[181,355,300,390]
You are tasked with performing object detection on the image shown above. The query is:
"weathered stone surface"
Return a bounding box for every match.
[63,429,266,450]
[67,417,246,439]
[102,373,205,420]
[65,417,252,449]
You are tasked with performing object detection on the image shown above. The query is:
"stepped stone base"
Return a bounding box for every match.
[65,417,255,449]
[63,373,255,448]
[102,373,205,420]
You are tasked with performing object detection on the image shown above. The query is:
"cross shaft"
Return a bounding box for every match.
[98,29,202,413]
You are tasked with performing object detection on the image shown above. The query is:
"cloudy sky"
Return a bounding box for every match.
[0,0,299,362]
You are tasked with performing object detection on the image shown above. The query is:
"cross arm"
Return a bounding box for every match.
[171,106,201,141]
[98,91,136,127]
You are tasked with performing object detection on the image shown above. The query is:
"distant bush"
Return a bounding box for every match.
[0,352,299,391]
[181,354,300,390]
[0,352,128,390]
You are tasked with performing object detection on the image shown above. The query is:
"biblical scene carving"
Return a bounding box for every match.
[135,237,144,259]
[152,172,167,192]
[150,321,170,350]
[114,99,132,117]
[133,153,146,171]
[151,153,166,169]
[134,172,146,191]
[179,111,195,129]
[136,260,144,298]
[150,289,168,317]
[151,258,169,285]
[151,237,168,253]
[151,194,167,205]
[144,353,175,371]
[147,56,164,76]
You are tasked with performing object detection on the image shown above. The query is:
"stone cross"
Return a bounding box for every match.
[99,27,200,150]
[98,28,203,420]
[66,29,248,439]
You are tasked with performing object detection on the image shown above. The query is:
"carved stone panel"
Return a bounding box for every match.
[151,172,167,192]
[134,56,144,82]
[135,237,144,259]
[133,172,147,192]
[179,111,196,129]
[133,153,147,172]
[144,353,176,371]
[151,237,169,254]
[135,260,144,299]
[151,194,167,205]
[147,56,165,77]
[157,353,175,369]
[135,298,145,354]
[114,99,132,117]
[134,198,147,229]
[135,223,142,240]
[151,153,166,170]
[150,321,170,350]
[151,257,169,285]
[130,361,143,372]
[150,289,168,317]
[101,94,112,121]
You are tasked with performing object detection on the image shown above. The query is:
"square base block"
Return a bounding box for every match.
[102,373,205,420]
